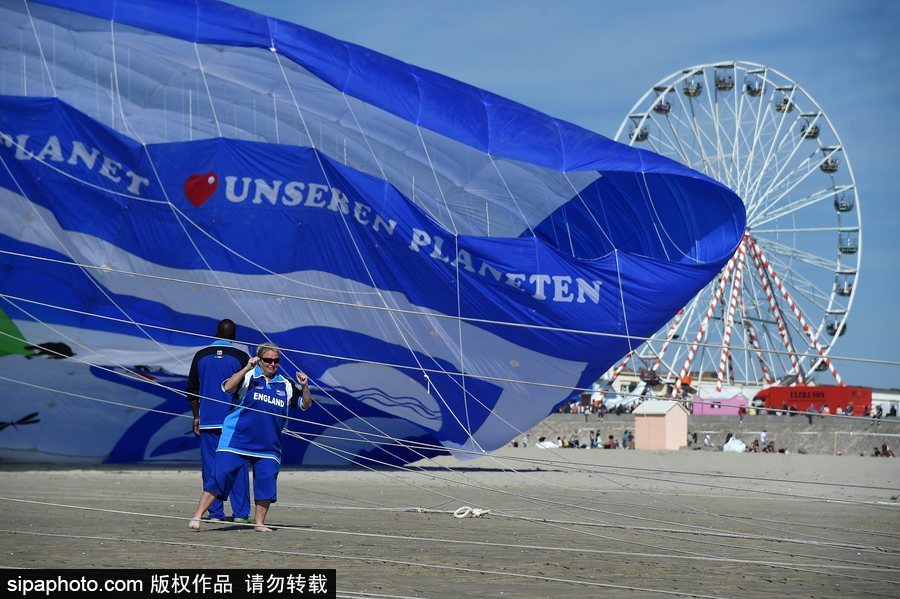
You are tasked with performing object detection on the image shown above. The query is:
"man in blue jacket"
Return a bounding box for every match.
[186,319,251,523]
[189,343,313,532]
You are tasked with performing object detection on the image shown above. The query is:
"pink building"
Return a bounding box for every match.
[692,392,750,415]
[633,401,689,450]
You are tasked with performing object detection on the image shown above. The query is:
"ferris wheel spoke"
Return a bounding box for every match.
[784,145,842,191]
[744,91,801,206]
[722,70,745,190]
[741,297,775,383]
[666,300,703,379]
[748,148,841,222]
[745,130,796,208]
[762,330,791,377]
[644,307,687,375]
[754,314,788,380]
[645,123,688,164]
[753,225,857,234]
[748,237,811,382]
[726,78,747,192]
[757,250,835,339]
[732,98,758,194]
[710,94,739,190]
[744,126,806,214]
[759,251,847,385]
[671,76,717,173]
[768,335,798,381]
[712,113,741,191]
[662,105,707,169]
[688,97,731,178]
[750,113,827,213]
[735,114,767,197]
[764,253,833,309]
[734,329,760,384]
[745,276,795,372]
[663,297,705,382]
[638,106,692,166]
[690,120,725,176]
[747,150,823,219]
[636,344,659,364]
[735,70,772,196]
[751,186,848,228]
[742,74,783,178]
[779,314,813,379]
[696,71,730,186]
[696,342,718,388]
[737,288,769,383]
[754,237,838,272]
[772,275,832,321]
[779,303,820,356]
[720,94,748,192]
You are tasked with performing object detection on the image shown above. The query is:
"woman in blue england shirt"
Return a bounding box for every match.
[189,343,312,532]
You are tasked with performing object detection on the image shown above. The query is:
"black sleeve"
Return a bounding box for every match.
[288,381,301,409]
[185,351,201,403]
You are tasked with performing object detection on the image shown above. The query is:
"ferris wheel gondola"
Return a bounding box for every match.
[612,61,861,396]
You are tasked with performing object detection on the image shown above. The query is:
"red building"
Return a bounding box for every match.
[754,386,871,414]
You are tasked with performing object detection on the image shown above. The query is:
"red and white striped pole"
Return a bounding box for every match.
[748,239,805,384]
[598,350,633,401]
[749,238,844,386]
[738,290,774,385]
[717,241,747,391]
[636,308,686,399]
[672,251,738,398]
[651,308,685,374]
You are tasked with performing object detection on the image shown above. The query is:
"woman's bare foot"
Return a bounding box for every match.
[188,518,201,531]
[254,525,273,532]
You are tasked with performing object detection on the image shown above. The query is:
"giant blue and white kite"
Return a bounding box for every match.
[0,0,745,465]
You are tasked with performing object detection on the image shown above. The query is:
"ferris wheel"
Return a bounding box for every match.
[612,61,861,395]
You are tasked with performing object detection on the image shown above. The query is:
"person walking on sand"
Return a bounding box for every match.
[186,319,251,524]
[189,343,312,532]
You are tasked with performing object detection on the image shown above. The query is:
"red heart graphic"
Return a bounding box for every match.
[183,172,219,207]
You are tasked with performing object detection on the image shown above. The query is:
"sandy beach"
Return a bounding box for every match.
[1,449,899,598]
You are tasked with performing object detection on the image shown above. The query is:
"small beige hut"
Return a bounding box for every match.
[633,400,689,450]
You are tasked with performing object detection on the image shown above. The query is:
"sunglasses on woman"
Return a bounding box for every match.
[260,357,280,365]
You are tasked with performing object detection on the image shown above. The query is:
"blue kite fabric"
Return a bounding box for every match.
[0,0,745,465]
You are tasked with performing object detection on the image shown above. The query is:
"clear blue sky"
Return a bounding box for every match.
[230,0,900,389]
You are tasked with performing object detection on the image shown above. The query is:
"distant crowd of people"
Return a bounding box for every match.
[871,444,895,458]
[561,398,898,423]
[746,438,778,453]
[684,430,786,454]
[757,402,896,419]
[511,430,636,449]
[559,400,639,420]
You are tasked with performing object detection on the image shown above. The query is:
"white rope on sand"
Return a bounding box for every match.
[1,525,895,591]
[0,529,734,598]
[452,506,489,519]
[0,474,900,571]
